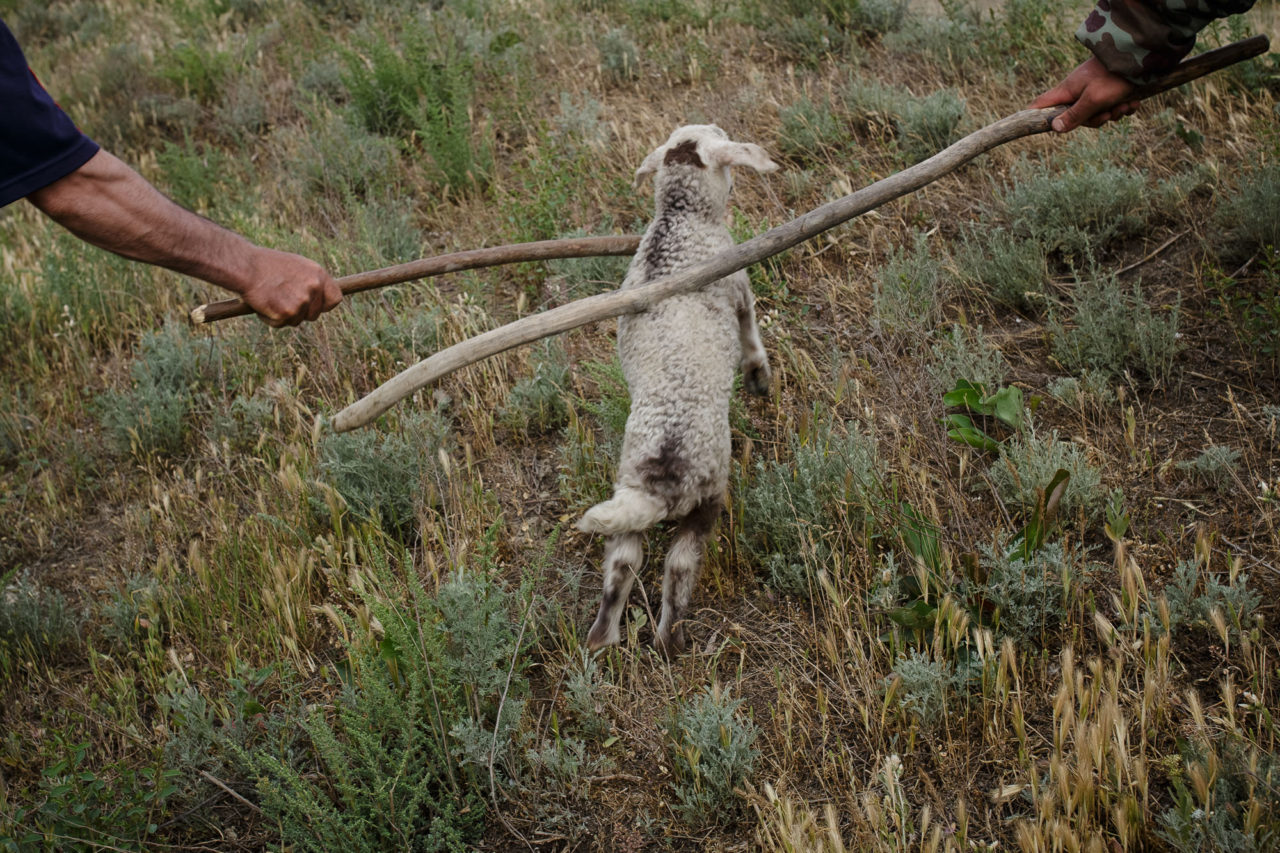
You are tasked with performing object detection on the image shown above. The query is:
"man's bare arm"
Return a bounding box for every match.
[27,149,342,326]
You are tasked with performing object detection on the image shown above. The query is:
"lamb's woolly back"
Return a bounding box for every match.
[578,124,777,653]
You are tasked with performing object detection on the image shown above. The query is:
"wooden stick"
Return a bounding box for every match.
[188,235,642,324]
[1128,34,1269,100]
[320,35,1265,432]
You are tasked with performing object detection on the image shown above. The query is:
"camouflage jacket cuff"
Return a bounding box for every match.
[1075,0,1210,83]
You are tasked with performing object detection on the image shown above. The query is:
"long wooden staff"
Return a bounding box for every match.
[189,235,641,324]
[212,35,1267,431]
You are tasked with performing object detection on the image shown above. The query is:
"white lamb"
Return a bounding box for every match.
[577,124,777,655]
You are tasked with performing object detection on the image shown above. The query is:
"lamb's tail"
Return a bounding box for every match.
[577,487,666,535]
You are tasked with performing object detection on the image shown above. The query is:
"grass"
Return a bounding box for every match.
[2,0,1279,849]
[1048,263,1182,385]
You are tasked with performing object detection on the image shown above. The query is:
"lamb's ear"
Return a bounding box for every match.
[706,140,778,174]
[633,146,668,187]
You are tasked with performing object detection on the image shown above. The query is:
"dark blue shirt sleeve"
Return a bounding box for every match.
[1,19,100,208]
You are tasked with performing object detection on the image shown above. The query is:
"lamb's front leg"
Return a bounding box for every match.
[736,292,771,397]
[587,532,643,651]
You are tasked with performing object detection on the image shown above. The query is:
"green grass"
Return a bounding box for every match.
[1048,265,1181,384]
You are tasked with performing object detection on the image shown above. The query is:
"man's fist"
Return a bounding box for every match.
[1030,56,1140,133]
[239,248,343,327]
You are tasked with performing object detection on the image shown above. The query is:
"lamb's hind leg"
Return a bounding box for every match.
[736,293,771,397]
[587,532,643,651]
[654,498,721,656]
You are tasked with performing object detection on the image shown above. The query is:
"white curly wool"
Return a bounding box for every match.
[577,124,776,655]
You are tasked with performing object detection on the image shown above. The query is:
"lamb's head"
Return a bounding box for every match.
[634,124,777,211]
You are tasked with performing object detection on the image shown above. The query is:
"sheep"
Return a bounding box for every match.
[577,124,778,655]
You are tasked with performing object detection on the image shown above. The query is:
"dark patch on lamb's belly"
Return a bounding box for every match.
[637,432,691,512]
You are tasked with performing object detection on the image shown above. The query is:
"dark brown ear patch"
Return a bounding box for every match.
[663,139,704,168]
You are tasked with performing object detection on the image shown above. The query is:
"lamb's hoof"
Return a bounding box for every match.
[586,619,618,652]
[743,361,772,397]
[653,624,687,658]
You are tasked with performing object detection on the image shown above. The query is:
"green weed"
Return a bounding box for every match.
[1158,558,1260,637]
[287,109,401,202]
[760,13,848,64]
[22,230,169,348]
[845,0,910,36]
[561,648,611,740]
[502,138,611,243]
[156,137,236,217]
[343,25,432,137]
[984,0,1074,74]
[598,28,640,83]
[883,7,981,66]
[739,412,881,595]
[1048,266,1181,384]
[1046,370,1116,409]
[1001,160,1147,258]
[777,94,851,163]
[872,230,945,336]
[667,685,759,829]
[213,70,272,140]
[7,1,114,48]
[241,550,515,851]
[524,735,612,790]
[544,229,632,299]
[840,78,904,125]
[0,573,83,678]
[991,430,1104,519]
[407,55,492,193]
[557,359,630,511]
[157,41,234,105]
[954,224,1049,311]
[96,322,218,458]
[1178,445,1242,494]
[158,663,308,806]
[298,57,347,100]
[210,389,278,453]
[100,573,167,651]
[895,89,965,163]
[929,325,1009,393]
[978,542,1076,646]
[436,565,532,784]
[884,649,962,727]
[500,341,570,435]
[339,17,490,192]
[3,742,179,851]
[1157,737,1279,852]
[757,0,908,37]
[315,408,451,533]
[551,92,610,153]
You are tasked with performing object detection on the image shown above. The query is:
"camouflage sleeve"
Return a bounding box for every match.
[1076,0,1257,82]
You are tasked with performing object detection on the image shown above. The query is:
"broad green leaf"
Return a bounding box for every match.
[986,385,1025,430]
[888,599,937,630]
[947,424,1002,453]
